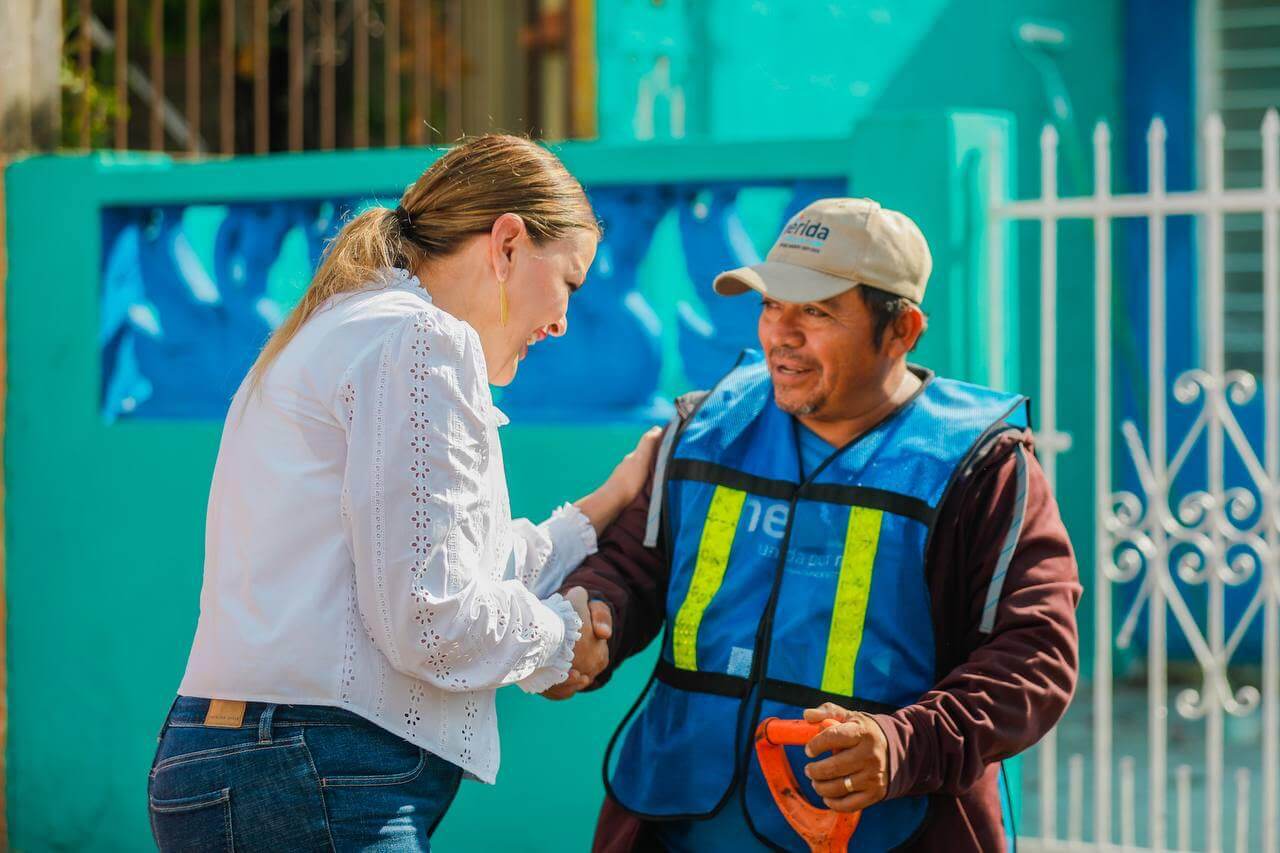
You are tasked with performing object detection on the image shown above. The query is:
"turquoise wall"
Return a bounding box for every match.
[598,0,1120,184]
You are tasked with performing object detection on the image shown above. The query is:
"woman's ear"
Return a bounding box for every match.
[489,213,527,282]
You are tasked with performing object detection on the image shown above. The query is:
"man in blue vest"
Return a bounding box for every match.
[556,198,1081,852]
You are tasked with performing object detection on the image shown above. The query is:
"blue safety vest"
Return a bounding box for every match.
[605,351,1029,852]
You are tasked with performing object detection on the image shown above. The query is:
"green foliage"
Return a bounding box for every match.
[59,56,126,149]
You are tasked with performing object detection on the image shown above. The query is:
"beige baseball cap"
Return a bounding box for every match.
[713,197,932,304]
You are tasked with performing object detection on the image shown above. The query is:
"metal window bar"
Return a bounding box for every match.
[567,0,596,139]
[446,0,461,141]
[220,0,234,155]
[411,0,430,146]
[564,0,576,139]
[186,0,200,157]
[524,0,541,137]
[79,0,91,148]
[386,0,402,148]
[354,0,369,149]
[320,0,335,151]
[114,0,127,149]
[253,0,268,154]
[150,0,164,151]
[289,0,303,152]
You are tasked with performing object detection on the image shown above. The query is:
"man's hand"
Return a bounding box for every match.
[542,587,613,700]
[802,703,890,812]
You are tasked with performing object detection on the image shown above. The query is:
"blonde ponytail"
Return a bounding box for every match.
[248,134,598,388]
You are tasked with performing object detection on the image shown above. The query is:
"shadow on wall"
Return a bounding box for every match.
[98,179,844,423]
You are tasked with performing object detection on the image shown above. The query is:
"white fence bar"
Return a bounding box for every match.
[1235,769,1251,853]
[1203,113,1226,853]
[1039,122,1060,843]
[1039,121,1061,489]
[1093,118,1115,849]
[1069,753,1085,843]
[1263,106,1280,853]
[1122,756,1137,849]
[1147,115,1170,853]
[995,187,1280,218]
[988,129,1007,390]
[1177,764,1193,851]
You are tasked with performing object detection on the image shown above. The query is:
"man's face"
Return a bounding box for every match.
[757,289,891,419]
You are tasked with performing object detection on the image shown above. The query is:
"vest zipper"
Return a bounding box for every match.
[736,394,933,849]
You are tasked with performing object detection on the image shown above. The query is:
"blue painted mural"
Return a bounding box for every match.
[99,179,842,423]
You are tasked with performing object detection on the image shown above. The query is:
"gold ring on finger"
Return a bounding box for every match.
[843,775,854,793]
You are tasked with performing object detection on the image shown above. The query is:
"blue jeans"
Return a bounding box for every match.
[148,697,463,852]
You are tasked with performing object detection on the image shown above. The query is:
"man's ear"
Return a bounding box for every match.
[886,307,925,357]
[489,213,527,282]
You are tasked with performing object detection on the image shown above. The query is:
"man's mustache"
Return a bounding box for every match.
[768,348,820,370]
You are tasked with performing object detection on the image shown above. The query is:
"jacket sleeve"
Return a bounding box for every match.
[872,434,1082,798]
[559,438,671,689]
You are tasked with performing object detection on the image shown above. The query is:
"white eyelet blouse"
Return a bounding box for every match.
[179,267,596,783]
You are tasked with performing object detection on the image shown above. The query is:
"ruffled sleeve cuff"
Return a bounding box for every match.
[546,502,598,567]
[516,592,583,694]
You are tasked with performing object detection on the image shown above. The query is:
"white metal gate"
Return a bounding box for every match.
[989,112,1279,852]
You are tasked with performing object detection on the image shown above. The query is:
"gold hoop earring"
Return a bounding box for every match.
[499,279,509,327]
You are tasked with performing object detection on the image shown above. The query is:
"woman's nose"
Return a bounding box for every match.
[547,315,568,337]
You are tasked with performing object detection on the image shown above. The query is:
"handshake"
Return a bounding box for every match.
[538,590,890,810]
[543,586,612,701]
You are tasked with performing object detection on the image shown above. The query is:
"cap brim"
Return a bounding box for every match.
[713,261,857,303]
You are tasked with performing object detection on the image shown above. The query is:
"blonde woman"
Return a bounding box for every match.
[148,136,656,851]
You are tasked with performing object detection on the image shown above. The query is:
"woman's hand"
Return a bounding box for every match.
[607,425,664,504]
[575,426,664,535]
[544,586,613,700]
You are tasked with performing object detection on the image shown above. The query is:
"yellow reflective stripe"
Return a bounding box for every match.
[671,486,748,671]
[820,507,884,696]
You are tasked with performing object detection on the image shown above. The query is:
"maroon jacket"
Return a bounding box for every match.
[564,398,1081,852]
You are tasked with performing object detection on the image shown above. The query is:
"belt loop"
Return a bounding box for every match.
[157,695,180,743]
[258,704,278,744]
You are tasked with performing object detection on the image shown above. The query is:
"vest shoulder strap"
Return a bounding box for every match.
[643,389,712,548]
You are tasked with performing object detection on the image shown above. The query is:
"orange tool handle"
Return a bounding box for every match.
[754,717,861,853]
[761,717,839,746]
